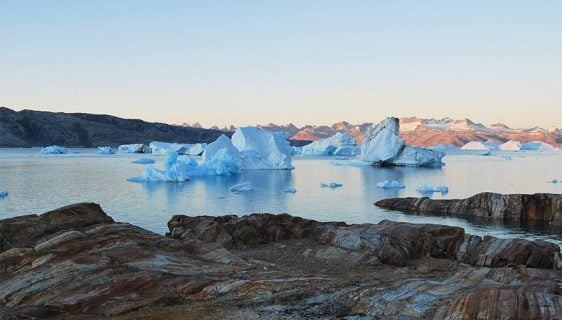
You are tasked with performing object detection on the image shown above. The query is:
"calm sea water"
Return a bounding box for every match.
[0,148,560,244]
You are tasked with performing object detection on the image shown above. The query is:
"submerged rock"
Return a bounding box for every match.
[375,192,562,226]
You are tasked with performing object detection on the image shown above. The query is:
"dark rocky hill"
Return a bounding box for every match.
[0,107,228,147]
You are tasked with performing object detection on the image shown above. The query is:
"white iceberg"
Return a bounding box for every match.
[149,141,190,155]
[202,135,240,162]
[39,145,68,154]
[461,141,490,151]
[187,143,207,156]
[232,127,293,170]
[96,146,114,154]
[129,153,194,182]
[391,146,444,167]
[284,187,297,193]
[0,189,8,198]
[360,118,404,163]
[320,182,343,188]
[521,141,556,151]
[499,140,522,151]
[483,140,500,150]
[416,183,449,194]
[375,180,405,189]
[118,144,151,154]
[132,157,155,164]
[229,181,254,193]
[301,132,358,156]
[190,149,240,176]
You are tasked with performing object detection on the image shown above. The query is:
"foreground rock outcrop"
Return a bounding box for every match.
[375,192,562,227]
[1,204,561,319]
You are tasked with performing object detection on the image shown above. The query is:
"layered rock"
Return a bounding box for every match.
[375,192,562,226]
[1,204,561,319]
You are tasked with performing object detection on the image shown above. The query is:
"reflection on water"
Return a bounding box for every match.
[0,148,560,245]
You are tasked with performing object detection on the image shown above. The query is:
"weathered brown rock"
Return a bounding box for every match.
[1,204,561,319]
[375,192,562,226]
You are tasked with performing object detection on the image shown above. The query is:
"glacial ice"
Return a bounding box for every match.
[230,181,254,193]
[187,143,207,156]
[232,127,293,170]
[202,135,240,163]
[499,140,522,151]
[118,144,152,154]
[416,183,449,194]
[360,118,404,163]
[0,190,8,198]
[301,132,358,156]
[128,153,194,182]
[390,146,445,167]
[483,140,500,150]
[96,146,115,154]
[320,182,343,188]
[291,146,302,156]
[521,141,556,151]
[132,158,155,164]
[428,144,459,151]
[375,180,405,189]
[149,141,190,155]
[39,146,68,154]
[190,149,241,176]
[284,187,297,193]
[359,117,443,167]
[461,141,490,151]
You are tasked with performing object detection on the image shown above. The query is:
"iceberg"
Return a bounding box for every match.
[0,189,8,198]
[190,149,240,176]
[301,132,358,156]
[359,117,444,167]
[186,143,207,156]
[416,183,449,194]
[118,144,152,154]
[291,146,302,156]
[499,140,522,151]
[132,157,155,164]
[428,144,459,151]
[333,145,361,156]
[483,140,500,150]
[376,180,405,189]
[149,141,190,155]
[96,146,115,154]
[360,118,404,163]
[284,187,297,193]
[129,153,194,182]
[39,146,68,154]
[230,181,254,193]
[320,182,343,188]
[202,135,240,163]
[521,141,556,151]
[461,141,490,151]
[232,127,293,170]
[391,146,444,167]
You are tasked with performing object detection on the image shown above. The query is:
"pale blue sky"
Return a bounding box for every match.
[1,1,561,128]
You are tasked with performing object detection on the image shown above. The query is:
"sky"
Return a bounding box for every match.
[1,1,561,128]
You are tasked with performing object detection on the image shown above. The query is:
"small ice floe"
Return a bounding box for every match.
[40,145,68,154]
[416,183,448,194]
[96,146,115,154]
[0,189,8,198]
[284,187,297,193]
[230,181,254,193]
[132,158,156,164]
[320,182,343,188]
[375,180,405,189]
[550,179,558,184]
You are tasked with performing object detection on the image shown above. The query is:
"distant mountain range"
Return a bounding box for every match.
[0,107,226,147]
[184,117,562,147]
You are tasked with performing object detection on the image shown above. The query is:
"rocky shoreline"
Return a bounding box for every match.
[1,203,561,319]
[375,192,562,227]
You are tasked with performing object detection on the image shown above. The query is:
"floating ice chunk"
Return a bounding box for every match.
[0,190,8,198]
[333,145,361,156]
[292,146,302,156]
[118,144,151,154]
[232,127,293,170]
[375,180,405,189]
[149,141,190,155]
[203,135,240,162]
[301,132,357,156]
[320,182,343,188]
[360,118,404,163]
[390,146,444,167]
[190,149,240,176]
[428,144,459,151]
[39,146,68,154]
[132,158,155,164]
[229,181,254,193]
[499,140,522,151]
[96,146,115,154]
[284,187,297,193]
[416,183,448,194]
[521,141,556,151]
[128,153,195,182]
[187,143,207,156]
[461,141,490,151]
[483,140,500,150]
